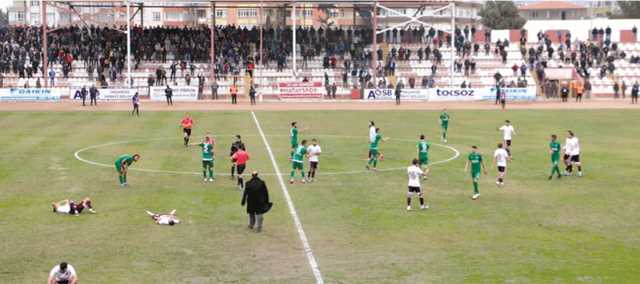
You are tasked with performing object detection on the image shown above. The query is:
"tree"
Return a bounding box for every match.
[478,1,526,30]
[612,1,640,19]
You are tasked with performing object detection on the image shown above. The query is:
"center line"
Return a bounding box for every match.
[250,111,325,284]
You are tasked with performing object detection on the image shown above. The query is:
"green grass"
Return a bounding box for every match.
[1,110,639,283]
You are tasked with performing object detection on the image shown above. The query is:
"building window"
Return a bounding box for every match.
[153,12,161,22]
[31,1,39,6]
[17,12,25,22]
[215,9,226,18]
[328,9,341,18]
[166,12,181,21]
[197,9,206,19]
[296,9,312,17]
[238,8,257,18]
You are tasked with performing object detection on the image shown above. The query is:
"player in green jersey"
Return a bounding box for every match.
[464,146,487,200]
[417,134,431,179]
[191,133,215,182]
[366,128,388,171]
[290,121,299,157]
[114,153,141,187]
[549,134,562,180]
[439,109,450,143]
[290,139,308,184]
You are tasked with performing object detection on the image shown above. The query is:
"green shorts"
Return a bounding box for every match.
[114,162,123,173]
[370,149,379,158]
[292,161,304,170]
[471,171,481,181]
[202,160,213,168]
[419,154,428,166]
[441,123,448,130]
[291,141,298,149]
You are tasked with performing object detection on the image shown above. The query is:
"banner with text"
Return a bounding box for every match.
[428,88,484,102]
[278,82,324,99]
[0,88,66,101]
[364,88,428,101]
[70,88,136,101]
[150,86,198,101]
[485,86,537,101]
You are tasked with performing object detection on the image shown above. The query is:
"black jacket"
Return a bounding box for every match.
[241,177,272,214]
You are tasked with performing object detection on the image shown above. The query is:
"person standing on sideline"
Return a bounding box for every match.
[493,143,511,186]
[131,92,140,117]
[631,81,639,104]
[499,87,507,110]
[439,109,450,143]
[229,135,246,179]
[180,113,194,147]
[395,80,403,105]
[548,134,562,180]
[89,85,99,106]
[211,80,218,100]
[249,84,257,105]
[498,120,516,156]
[231,146,250,190]
[563,130,582,176]
[241,171,272,233]
[560,84,569,102]
[464,145,487,200]
[165,85,173,105]
[48,262,78,284]
[575,80,584,102]
[406,158,427,211]
[230,83,238,104]
[80,86,88,106]
[306,138,322,182]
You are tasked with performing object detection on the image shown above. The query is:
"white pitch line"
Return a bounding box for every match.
[250,111,325,284]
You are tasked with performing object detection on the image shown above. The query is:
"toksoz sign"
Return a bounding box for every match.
[429,88,481,101]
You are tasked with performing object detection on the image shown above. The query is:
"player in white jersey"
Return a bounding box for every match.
[563,130,583,176]
[306,138,322,182]
[146,209,181,225]
[498,120,516,156]
[406,159,427,211]
[493,143,511,186]
[368,121,376,158]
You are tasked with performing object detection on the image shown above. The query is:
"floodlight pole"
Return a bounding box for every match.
[292,2,297,77]
[372,2,377,84]
[42,0,48,87]
[126,0,132,87]
[449,2,455,88]
[210,1,216,84]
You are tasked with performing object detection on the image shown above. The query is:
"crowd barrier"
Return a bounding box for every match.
[0,88,66,101]
[70,88,137,101]
[276,82,324,99]
[150,86,198,101]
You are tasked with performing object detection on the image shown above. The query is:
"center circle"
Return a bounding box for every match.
[74,134,460,176]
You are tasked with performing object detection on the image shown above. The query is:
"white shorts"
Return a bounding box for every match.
[56,204,71,214]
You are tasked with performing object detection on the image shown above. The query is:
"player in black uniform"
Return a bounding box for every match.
[229,135,246,179]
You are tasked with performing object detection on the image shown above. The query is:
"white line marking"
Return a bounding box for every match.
[73,136,460,176]
[251,111,325,284]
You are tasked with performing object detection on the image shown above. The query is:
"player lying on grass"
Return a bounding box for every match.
[464,145,487,200]
[417,134,431,179]
[366,128,389,171]
[115,153,140,187]
[190,133,215,182]
[51,197,96,215]
[146,209,181,225]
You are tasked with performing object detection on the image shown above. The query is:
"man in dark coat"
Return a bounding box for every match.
[241,171,272,233]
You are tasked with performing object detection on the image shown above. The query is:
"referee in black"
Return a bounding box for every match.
[229,135,246,179]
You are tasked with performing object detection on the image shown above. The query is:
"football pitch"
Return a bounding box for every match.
[1,109,639,283]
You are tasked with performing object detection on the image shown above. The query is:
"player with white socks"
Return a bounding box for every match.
[498,120,516,156]
[563,130,583,176]
[406,159,427,211]
[493,143,511,186]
